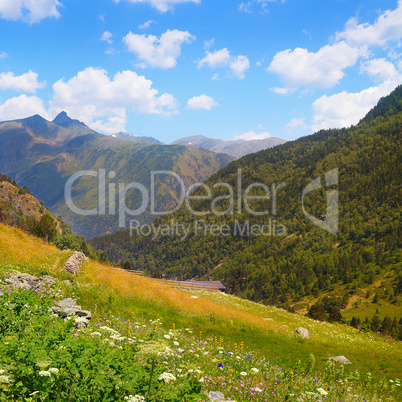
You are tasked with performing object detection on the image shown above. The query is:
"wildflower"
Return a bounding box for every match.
[0,375,10,383]
[39,371,51,377]
[158,372,176,383]
[73,333,78,337]
[49,368,59,374]
[173,341,179,346]
[251,368,259,373]
[218,363,224,369]
[317,388,328,396]
[139,341,172,359]
[124,395,145,402]
[164,334,170,340]
[255,387,263,392]
[0,370,5,375]
[240,372,247,376]
[91,332,102,337]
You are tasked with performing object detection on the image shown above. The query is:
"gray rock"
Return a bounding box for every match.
[74,317,89,329]
[4,272,57,290]
[75,310,92,319]
[38,276,57,285]
[63,252,89,275]
[295,327,309,338]
[329,356,352,364]
[15,283,32,291]
[52,298,92,321]
[55,298,76,309]
[208,391,225,401]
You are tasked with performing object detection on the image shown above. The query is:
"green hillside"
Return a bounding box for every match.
[0,223,401,401]
[0,113,233,239]
[91,86,402,312]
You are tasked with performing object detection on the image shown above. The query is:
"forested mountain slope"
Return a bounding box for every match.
[91,85,402,307]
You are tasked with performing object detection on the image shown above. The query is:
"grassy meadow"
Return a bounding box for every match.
[0,222,401,401]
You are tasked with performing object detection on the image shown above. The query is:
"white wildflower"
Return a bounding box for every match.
[39,371,51,377]
[91,332,102,337]
[251,367,259,373]
[255,387,262,392]
[0,370,5,375]
[164,334,170,340]
[158,372,176,383]
[240,371,247,376]
[124,395,145,402]
[139,341,172,359]
[317,388,328,396]
[49,368,59,374]
[173,341,179,346]
[0,375,10,383]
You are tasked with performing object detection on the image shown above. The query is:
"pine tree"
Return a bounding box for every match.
[371,313,381,332]
[31,213,58,242]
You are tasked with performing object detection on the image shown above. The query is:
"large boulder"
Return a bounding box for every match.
[329,356,352,364]
[295,327,309,338]
[63,252,88,275]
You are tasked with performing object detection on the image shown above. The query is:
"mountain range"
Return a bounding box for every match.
[110,132,288,158]
[90,85,402,309]
[112,131,164,145]
[0,112,233,239]
[171,134,287,158]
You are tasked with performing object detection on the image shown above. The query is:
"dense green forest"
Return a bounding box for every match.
[91,85,402,307]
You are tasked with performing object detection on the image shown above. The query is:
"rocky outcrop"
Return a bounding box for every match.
[3,272,57,290]
[63,252,88,275]
[329,356,352,364]
[295,327,309,338]
[51,297,92,326]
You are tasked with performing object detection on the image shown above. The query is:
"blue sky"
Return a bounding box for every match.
[0,0,401,143]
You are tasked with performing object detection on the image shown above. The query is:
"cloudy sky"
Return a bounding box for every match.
[0,0,401,142]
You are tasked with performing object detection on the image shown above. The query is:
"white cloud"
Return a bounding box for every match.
[360,58,398,81]
[124,29,195,69]
[235,130,271,141]
[198,48,250,79]
[335,1,402,47]
[229,55,250,79]
[0,95,50,121]
[187,94,217,110]
[100,31,113,44]
[268,41,363,90]
[0,52,8,59]
[198,48,231,69]
[114,0,200,13]
[138,20,154,29]
[311,79,401,131]
[0,71,45,93]
[238,0,283,14]
[50,67,178,134]
[0,0,61,23]
[204,38,215,50]
[286,117,308,131]
[269,87,294,95]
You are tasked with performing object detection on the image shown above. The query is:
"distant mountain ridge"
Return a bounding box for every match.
[171,134,287,158]
[0,112,233,239]
[112,131,164,145]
